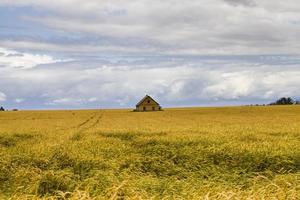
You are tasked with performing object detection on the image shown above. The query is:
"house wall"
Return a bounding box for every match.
[136,97,161,111]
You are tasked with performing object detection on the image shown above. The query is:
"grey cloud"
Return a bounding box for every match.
[5,0,297,55]
[1,1,300,108]
[223,0,256,7]
[6,53,24,57]
[1,53,300,108]
[1,1,300,55]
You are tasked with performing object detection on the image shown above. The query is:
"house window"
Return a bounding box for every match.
[147,100,150,103]
[143,107,146,111]
[152,107,155,111]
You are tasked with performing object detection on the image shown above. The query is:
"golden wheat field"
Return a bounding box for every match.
[0,106,300,199]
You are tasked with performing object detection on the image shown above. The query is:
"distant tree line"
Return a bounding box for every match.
[0,107,20,111]
[269,97,300,105]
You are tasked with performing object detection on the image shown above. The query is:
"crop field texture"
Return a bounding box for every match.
[0,106,300,199]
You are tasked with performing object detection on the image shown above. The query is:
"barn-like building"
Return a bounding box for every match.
[135,95,162,111]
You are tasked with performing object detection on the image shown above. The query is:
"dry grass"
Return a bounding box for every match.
[0,106,300,199]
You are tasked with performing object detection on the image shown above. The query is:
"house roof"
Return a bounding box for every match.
[136,95,160,106]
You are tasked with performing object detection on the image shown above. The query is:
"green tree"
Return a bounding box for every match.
[270,97,295,105]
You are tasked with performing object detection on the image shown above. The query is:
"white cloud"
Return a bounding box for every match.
[1,1,300,108]
[88,97,98,102]
[0,40,159,55]
[2,0,300,54]
[1,55,300,108]
[0,47,64,69]
[0,92,6,102]
[48,98,84,106]
[14,98,25,103]
[202,71,256,100]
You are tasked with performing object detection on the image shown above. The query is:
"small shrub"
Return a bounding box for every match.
[73,160,95,178]
[50,149,75,169]
[12,133,35,140]
[99,132,138,141]
[0,133,35,147]
[0,136,16,147]
[37,171,76,196]
[70,132,83,141]
[0,164,10,183]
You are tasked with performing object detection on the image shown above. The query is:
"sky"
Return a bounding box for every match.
[0,0,300,109]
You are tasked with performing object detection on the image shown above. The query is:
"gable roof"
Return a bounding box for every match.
[136,95,160,106]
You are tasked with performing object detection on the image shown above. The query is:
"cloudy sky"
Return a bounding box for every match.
[1,0,300,109]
